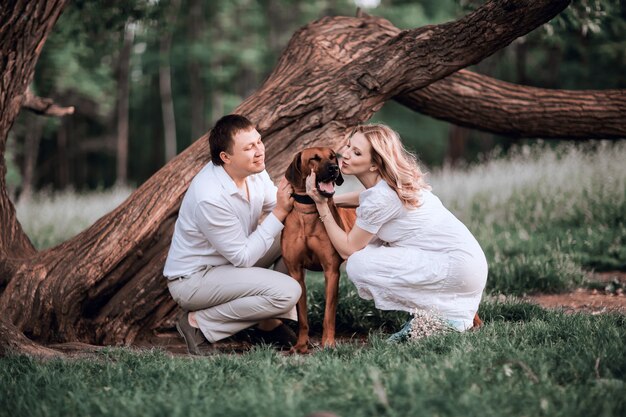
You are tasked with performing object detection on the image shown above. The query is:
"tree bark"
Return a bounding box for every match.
[3,0,626,354]
[0,0,68,354]
[1,0,67,259]
[21,86,75,117]
[397,70,626,139]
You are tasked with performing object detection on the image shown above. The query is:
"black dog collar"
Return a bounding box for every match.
[291,193,316,205]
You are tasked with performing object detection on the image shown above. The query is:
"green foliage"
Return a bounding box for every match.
[2,303,625,417]
[377,0,459,28]
[8,0,626,189]
[35,0,150,106]
[371,101,450,165]
[306,271,408,334]
[434,141,626,295]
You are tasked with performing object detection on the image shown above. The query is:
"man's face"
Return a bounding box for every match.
[222,127,266,176]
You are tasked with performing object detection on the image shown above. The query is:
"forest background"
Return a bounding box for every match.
[6,0,626,200]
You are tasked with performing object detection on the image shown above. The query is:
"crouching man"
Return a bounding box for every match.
[163,114,301,355]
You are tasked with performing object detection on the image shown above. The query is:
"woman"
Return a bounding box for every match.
[305,124,488,340]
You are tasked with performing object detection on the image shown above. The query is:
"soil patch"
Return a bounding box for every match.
[523,271,626,314]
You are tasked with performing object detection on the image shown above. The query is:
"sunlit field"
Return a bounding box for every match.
[5,142,626,417]
[15,187,133,250]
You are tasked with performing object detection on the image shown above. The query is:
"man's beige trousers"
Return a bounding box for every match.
[167,238,301,342]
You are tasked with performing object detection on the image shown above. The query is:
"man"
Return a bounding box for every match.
[163,114,301,355]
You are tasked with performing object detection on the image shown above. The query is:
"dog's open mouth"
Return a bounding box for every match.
[317,180,335,197]
[316,174,338,198]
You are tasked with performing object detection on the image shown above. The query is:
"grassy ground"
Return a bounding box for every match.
[2,301,625,417]
[5,142,626,417]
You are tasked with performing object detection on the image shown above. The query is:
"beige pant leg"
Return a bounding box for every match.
[168,237,300,343]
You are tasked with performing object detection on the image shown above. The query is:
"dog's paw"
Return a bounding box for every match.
[289,343,309,355]
[321,338,336,349]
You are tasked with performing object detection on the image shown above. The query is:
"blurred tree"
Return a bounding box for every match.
[115,22,135,187]
[186,0,205,143]
[158,0,181,163]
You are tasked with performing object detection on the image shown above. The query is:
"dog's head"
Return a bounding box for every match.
[285,147,344,197]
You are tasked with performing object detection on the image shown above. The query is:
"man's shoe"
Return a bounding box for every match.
[252,322,297,350]
[176,313,212,355]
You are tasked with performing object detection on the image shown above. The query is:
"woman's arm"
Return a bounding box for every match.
[317,205,373,259]
[333,191,361,208]
[306,173,373,259]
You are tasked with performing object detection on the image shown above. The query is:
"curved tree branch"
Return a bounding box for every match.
[333,0,571,103]
[0,319,60,358]
[397,70,626,139]
[22,86,75,117]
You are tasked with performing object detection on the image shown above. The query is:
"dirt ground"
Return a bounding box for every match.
[522,271,626,314]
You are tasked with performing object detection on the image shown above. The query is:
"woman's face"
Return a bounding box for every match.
[339,132,374,176]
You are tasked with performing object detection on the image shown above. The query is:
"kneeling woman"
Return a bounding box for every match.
[305,124,487,339]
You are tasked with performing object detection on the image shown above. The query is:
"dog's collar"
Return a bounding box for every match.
[291,193,316,205]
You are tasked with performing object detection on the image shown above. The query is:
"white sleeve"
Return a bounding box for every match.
[355,188,403,234]
[195,200,283,268]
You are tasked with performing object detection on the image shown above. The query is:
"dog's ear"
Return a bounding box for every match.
[336,170,344,186]
[331,150,345,186]
[285,152,303,187]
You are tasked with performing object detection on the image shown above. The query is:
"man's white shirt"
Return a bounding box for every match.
[163,162,283,278]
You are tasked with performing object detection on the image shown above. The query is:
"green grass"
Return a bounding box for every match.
[2,301,625,417]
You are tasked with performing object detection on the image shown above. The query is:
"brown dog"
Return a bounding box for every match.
[282,147,356,354]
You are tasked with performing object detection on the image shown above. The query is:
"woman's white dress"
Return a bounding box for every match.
[345,180,488,331]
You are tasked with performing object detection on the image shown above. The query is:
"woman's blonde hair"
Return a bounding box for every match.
[348,124,430,208]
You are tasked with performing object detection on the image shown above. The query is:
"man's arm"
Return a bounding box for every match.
[196,201,284,268]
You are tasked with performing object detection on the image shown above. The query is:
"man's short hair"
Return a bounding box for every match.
[209,114,255,166]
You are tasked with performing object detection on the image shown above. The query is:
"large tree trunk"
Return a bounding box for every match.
[397,69,626,139]
[1,1,67,261]
[3,0,625,354]
[0,0,68,354]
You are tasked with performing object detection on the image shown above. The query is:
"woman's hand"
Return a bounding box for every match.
[305,172,328,205]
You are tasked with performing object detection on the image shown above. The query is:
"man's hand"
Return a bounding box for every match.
[272,177,294,222]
